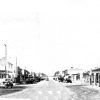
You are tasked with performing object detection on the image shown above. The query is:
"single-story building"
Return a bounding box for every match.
[90,68,100,87]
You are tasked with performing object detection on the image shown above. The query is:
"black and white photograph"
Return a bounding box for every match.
[0,0,100,100]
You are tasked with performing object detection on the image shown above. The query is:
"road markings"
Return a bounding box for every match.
[48,91,53,95]
[38,91,42,95]
[45,96,48,100]
[57,91,61,94]
[35,96,39,100]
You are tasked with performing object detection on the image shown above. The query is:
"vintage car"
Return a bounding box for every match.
[65,78,72,83]
[0,78,13,88]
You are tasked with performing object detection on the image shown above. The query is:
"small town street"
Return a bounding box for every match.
[1,0,100,100]
[0,80,100,100]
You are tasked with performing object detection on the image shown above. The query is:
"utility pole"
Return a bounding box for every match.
[4,44,7,59]
[16,57,17,68]
[15,57,18,77]
[4,44,7,78]
[15,57,18,83]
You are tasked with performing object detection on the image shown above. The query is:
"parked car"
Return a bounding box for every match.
[65,78,72,83]
[0,78,13,88]
[25,78,35,84]
[58,76,64,82]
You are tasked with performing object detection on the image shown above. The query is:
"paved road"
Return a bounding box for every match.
[0,80,77,100]
[1,80,100,100]
[66,85,100,100]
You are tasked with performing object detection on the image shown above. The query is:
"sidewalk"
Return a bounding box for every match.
[62,81,88,86]
[62,81,100,91]
[85,85,100,91]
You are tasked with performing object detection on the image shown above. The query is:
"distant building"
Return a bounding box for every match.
[82,71,90,84]
[89,68,100,87]
[0,57,13,79]
[67,67,85,83]
[14,66,22,83]
[0,58,6,78]
[62,70,68,76]
[7,62,13,78]
[14,67,31,83]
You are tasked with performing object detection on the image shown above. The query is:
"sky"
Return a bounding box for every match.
[0,0,100,75]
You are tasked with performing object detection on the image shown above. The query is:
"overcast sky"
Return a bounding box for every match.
[0,0,100,75]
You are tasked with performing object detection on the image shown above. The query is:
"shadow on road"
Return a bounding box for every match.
[0,85,28,96]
